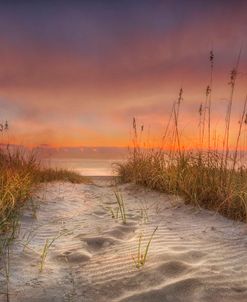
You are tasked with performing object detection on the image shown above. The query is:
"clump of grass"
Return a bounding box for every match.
[114,189,127,224]
[118,50,247,223]
[0,146,90,257]
[39,231,67,272]
[132,226,158,269]
[118,146,247,222]
[0,150,35,241]
[35,168,92,184]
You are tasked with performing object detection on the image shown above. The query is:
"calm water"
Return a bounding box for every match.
[43,158,123,176]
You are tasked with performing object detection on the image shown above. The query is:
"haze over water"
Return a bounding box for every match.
[43,158,120,176]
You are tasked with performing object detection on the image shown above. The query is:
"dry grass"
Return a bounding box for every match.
[0,148,90,254]
[117,50,247,222]
[35,168,92,184]
[117,150,247,221]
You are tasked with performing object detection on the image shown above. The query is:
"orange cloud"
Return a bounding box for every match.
[0,1,246,149]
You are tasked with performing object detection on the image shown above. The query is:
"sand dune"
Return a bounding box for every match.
[1,177,247,301]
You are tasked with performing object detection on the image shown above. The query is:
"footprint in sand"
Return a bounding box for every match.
[55,249,92,263]
[82,236,117,252]
[104,222,137,240]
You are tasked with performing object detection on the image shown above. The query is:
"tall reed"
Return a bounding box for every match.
[223,49,242,167]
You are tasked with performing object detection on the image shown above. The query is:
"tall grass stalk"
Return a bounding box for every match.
[171,88,183,157]
[230,95,247,184]
[223,49,242,167]
[4,245,10,302]
[208,50,214,152]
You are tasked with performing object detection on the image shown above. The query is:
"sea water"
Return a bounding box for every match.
[43,158,122,176]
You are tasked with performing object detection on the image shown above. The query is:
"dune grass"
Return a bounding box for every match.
[35,167,92,184]
[103,188,127,223]
[39,231,68,272]
[117,50,247,222]
[118,149,247,221]
[114,189,127,224]
[132,226,158,269]
[0,147,90,256]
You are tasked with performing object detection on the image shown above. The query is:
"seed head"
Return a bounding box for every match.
[199,104,203,116]
[209,50,214,67]
[244,113,247,125]
[206,85,211,96]
[229,69,237,87]
[178,88,183,105]
[4,120,8,130]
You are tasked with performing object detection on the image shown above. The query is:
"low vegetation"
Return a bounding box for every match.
[103,188,127,223]
[114,189,127,224]
[39,231,68,272]
[118,149,247,221]
[132,226,158,269]
[118,50,247,222]
[36,167,91,184]
[0,147,90,256]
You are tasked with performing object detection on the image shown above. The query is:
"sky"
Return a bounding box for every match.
[0,0,247,150]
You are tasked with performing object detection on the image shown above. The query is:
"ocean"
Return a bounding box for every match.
[43,158,122,176]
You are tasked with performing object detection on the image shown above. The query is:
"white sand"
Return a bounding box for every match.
[1,177,247,301]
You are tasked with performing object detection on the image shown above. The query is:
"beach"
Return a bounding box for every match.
[1,177,247,301]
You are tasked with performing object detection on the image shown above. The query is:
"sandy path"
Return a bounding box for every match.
[1,177,247,301]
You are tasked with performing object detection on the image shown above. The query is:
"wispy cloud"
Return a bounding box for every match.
[0,0,246,147]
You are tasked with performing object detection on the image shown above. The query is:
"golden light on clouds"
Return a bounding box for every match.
[0,1,246,150]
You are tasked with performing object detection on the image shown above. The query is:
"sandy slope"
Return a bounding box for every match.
[1,177,247,301]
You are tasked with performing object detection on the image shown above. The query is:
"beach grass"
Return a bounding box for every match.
[117,50,247,222]
[39,231,68,272]
[35,167,92,184]
[132,226,158,269]
[117,149,247,221]
[0,147,90,255]
[114,188,127,224]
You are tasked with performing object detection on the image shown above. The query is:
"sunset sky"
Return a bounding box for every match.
[0,0,247,149]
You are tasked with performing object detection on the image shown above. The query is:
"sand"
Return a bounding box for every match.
[1,177,247,301]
